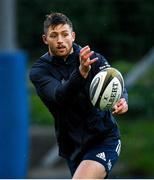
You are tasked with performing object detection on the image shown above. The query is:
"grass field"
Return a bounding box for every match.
[118,118,154,178]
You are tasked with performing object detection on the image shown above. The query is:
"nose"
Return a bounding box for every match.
[57,35,63,43]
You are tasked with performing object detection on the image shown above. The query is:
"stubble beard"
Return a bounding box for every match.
[49,44,73,59]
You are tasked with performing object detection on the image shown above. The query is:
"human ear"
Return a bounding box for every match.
[72,32,76,42]
[42,34,48,45]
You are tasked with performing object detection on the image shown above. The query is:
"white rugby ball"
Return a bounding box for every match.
[89,67,124,110]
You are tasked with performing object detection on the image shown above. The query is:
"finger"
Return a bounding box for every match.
[112,107,122,114]
[88,57,98,64]
[82,51,94,61]
[116,105,123,113]
[112,109,116,114]
[116,107,126,114]
[116,98,127,106]
[113,102,128,115]
[84,57,98,67]
[112,100,125,114]
[112,107,122,115]
[112,105,118,114]
[80,45,90,55]
[116,98,125,106]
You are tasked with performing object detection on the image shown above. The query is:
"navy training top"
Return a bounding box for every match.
[29,43,128,159]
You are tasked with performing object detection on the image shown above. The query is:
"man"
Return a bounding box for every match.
[29,12,128,179]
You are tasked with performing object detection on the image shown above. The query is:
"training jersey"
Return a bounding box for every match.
[29,43,128,159]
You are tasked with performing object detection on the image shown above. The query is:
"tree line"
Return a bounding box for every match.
[17,0,154,62]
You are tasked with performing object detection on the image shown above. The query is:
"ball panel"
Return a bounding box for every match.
[95,71,115,108]
[90,71,107,106]
[100,77,122,109]
[106,68,124,91]
[89,76,100,103]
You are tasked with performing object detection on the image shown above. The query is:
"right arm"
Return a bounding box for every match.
[29,64,86,105]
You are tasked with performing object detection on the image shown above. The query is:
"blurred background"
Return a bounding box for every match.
[0,0,154,178]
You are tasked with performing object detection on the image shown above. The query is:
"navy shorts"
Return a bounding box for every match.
[66,138,121,177]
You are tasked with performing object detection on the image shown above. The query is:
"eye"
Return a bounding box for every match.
[50,34,57,38]
[63,33,69,37]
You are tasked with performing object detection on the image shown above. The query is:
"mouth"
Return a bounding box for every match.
[56,46,66,54]
[57,45,66,50]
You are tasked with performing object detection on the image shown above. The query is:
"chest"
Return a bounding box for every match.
[47,62,76,83]
[57,64,75,81]
[47,59,96,96]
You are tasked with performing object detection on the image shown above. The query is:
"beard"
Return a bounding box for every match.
[49,43,73,59]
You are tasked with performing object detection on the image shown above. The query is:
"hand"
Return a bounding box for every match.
[79,45,98,78]
[112,98,128,115]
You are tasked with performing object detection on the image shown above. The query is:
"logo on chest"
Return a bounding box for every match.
[61,78,66,84]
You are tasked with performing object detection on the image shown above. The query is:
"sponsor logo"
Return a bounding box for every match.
[99,64,110,70]
[96,152,106,161]
[61,78,65,84]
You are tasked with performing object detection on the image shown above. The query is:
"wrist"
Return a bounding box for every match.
[79,65,91,79]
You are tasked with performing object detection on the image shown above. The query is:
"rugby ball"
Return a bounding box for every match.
[89,67,124,110]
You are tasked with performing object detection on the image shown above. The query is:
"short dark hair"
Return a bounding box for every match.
[43,12,73,34]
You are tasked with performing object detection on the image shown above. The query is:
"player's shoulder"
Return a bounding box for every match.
[91,51,110,71]
[31,52,53,69]
[34,52,52,65]
[93,51,107,63]
[29,52,51,81]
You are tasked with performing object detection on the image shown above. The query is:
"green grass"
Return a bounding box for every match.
[118,119,154,178]
[29,88,54,126]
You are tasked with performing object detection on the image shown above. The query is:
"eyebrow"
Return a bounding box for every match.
[49,30,70,34]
